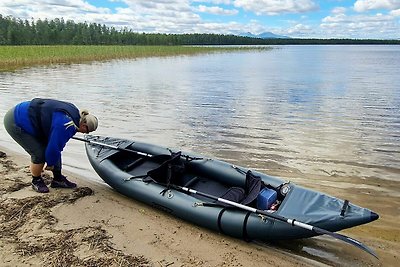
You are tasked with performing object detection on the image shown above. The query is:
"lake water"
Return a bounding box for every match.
[0,45,399,183]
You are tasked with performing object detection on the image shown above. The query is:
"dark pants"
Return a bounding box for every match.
[3,107,61,171]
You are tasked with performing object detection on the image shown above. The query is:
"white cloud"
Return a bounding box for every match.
[354,0,400,12]
[0,0,203,33]
[0,0,111,21]
[233,0,318,15]
[192,0,232,4]
[321,12,399,38]
[391,8,400,15]
[287,23,312,35]
[115,1,202,32]
[320,1,400,38]
[332,7,347,15]
[196,5,238,15]
[122,0,192,13]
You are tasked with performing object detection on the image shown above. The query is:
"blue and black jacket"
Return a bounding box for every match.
[14,98,80,168]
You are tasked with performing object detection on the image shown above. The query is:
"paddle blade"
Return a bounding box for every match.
[313,227,378,259]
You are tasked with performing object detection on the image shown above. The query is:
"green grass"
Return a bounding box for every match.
[0,45,270,71]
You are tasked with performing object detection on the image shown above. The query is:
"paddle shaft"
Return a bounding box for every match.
[182,186,312,229]
[178,186,378,258]
[72,136,153,158]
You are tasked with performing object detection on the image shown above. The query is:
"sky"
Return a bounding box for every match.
[0,0,399,39]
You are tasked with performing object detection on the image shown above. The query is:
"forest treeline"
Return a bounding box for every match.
[1,14,399,46]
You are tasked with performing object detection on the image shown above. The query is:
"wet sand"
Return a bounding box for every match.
[1,146,398,267]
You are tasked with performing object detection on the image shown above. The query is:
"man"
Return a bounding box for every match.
[3,98,98,193]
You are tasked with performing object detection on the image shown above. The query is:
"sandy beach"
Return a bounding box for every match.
[1,146,399,267]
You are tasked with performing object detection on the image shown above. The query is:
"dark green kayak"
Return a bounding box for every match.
[84,135,378,241]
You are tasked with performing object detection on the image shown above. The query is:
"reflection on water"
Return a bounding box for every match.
[0,45,399,182]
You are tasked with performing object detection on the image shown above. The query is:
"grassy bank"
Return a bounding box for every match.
[0,45,269,71]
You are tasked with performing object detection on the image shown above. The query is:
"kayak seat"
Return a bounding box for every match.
[220,187,246,204]
[187,177,245,204]
[144,151,185,186]
[240,170,262,205]
[187,169,262,207]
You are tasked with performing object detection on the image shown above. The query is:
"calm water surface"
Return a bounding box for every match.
[0,45,399,182]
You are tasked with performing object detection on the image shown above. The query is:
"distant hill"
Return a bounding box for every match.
[240,32,290,39]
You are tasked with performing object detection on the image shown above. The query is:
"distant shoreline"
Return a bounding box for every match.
[1,14,399,49]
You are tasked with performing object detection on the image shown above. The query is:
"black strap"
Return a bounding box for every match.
[242,211,252,242]
[217,208,253,242]
[341,199,350,216]
[217,207,229,235]
[172,149,203,162]
[201,202,226,207]
[147,151,183,184]
[183,176,199,187]
[123,158,145,171]
[125,174,149,182]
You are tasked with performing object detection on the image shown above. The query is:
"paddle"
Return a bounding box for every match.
[71,136,153,158]
[173,185,378,259]
[73,135,378,258]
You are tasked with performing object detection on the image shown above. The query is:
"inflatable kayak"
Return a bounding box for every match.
[83,135,378,245]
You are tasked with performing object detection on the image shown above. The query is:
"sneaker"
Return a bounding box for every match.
[51,175,77,189]
[32,178,50,193]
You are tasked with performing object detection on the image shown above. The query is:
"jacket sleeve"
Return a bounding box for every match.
[45,111,77,167]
